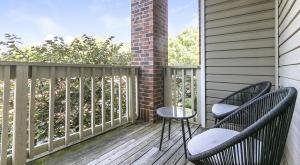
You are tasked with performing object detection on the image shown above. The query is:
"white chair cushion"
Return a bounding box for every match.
[187,128,239,155]
[212,103,239,116]
[187,128,262,164]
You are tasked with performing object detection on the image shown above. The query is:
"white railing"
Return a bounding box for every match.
[0,62,138,165]
[164,66,201,122]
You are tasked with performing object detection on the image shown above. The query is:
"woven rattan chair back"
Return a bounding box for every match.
[189,87,297,165]
[219,81,272,106]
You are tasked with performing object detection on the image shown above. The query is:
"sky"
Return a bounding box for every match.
[0,0,198,45]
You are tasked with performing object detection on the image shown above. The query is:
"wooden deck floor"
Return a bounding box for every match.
[29,121,203,165]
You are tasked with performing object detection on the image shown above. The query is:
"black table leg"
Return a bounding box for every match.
[186,119,192,139]
[168,119,171,140]
[181,119,187,158]
[159,118,166,151]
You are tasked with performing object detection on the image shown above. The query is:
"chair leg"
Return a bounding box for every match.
[181,119,187,158]
[168,119,171,140]
[214,118,218,124]
[186,119,192,139]
[159,118,166,151]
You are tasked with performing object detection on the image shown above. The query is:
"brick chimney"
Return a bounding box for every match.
[131,0,168,122]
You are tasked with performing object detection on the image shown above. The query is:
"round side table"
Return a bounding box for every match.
[157,106,196,158]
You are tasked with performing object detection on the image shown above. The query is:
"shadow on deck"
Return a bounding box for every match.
[29,121,203,165]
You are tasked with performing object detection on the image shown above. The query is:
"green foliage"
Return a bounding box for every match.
[168,27,199,110]
[0,34,131,65]
[174,76,195,109]
[168,27,199,65]
[0,26,199,145]
[0,34,131,144]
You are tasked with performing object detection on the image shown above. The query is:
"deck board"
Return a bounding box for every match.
[29,121,203,165]
[152,125,198,165]
[110,122,182,165]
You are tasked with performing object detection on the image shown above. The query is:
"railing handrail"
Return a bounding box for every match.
[0,61,200,69]
[165,65,200,69]
[0,61,139,69]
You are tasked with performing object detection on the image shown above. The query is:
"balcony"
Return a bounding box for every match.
[0,0,299,164]
[0,62,201,164]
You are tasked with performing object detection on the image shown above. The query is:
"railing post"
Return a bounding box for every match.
[191,69,196,122]
[110,68,115,127]
[29,66,36,158]
[101,68,106,131]
[135,68,139,120]
[172,69,177,106]
[79,68,84,140]
[65,67,71,145]
[1,66,11,165]
[48,67,55,151]
[12,65,28,165]
[196,68,203,126]
[125,69,129,122]
[129,68,137,123]
[164,68,172,106]
[91,68,96,135]
[118,69,123,125]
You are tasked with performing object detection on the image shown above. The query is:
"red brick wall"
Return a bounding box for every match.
[131,0,168,122]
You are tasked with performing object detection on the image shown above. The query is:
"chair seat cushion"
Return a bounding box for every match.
[187,128,239,155]
[212,103,239,116]
[188,128,262,164]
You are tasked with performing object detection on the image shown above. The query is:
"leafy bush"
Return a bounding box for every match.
[0,34,131,144]
[0,25,199,145]
[168,27,199,65]
[0,34,131,65]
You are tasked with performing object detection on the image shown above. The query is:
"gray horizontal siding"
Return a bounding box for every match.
[278,0,300,34]
[206,9,274,28]
[206,57,275,67]
[207,67,275,75]
[207,29,275,43]
[278,0,300,164]
[206,0,271,14]
[279,47,300,65]
[206,48,275,58]
[206,19,275,36]
[206,90,233,99]
[279,78,300,165]
[206,75,275,84]
[206,38,275,51]
[204,0,275,126]
[206,1,274,21]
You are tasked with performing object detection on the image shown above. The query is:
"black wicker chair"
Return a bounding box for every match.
[187,87,297,165]
[212,81,272,123]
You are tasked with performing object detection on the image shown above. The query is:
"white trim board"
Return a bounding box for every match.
[200,0,206,127]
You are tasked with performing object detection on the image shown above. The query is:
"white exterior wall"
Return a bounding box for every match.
[277,0,300,164]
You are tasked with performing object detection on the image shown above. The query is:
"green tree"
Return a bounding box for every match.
[0,34,131,144]
[168,27,199,109]
[0,34,131,65]
[168,27,199,65]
